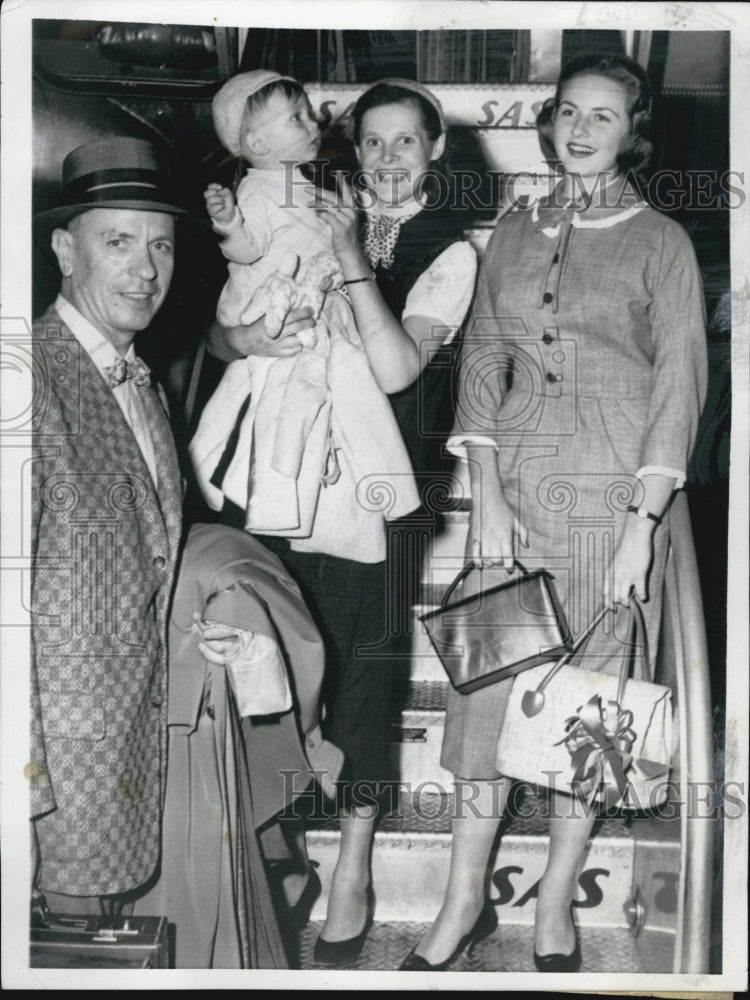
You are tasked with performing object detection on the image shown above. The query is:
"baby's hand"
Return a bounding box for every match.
[204,183,236,225]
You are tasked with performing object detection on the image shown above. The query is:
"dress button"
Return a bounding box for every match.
[152,556,166,571]
[151,694,163,708]
[553,253,560,264]
[542,333,554,345]
[543,292,554,304]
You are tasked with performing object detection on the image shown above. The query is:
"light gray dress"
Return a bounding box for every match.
[440,187,708,780]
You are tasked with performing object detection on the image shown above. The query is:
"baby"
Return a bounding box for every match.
[191,70,420,562]
[204,68,342,339]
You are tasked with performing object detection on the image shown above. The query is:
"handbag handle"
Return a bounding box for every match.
[440,559,530,610]
[616,596,650,703]
[521,598,649,718]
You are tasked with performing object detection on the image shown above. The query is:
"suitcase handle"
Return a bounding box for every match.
[441,559,530,609]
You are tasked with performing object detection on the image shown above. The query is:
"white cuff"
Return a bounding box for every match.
[636,465,685,490]
[212,205,243,235]
[447,434,499,459]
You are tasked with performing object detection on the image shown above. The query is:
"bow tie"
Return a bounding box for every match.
[534,196,591,233]
[102,356,152,388]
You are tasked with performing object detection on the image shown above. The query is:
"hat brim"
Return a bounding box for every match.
[33,199,200,249]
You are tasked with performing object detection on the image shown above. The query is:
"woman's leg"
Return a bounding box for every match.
[534,799,595,955]
[411,777,511,964]
[319,803,377,941]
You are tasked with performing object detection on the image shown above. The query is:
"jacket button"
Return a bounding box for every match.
[151,694,163,708]
[152,556,166,571]
[542,333,553,345]
[543,292,554,304]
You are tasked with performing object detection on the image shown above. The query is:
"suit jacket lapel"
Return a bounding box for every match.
[45,308,181,558]
[137,382,183,557]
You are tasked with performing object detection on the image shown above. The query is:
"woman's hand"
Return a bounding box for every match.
[465,445,528,571]
[467,492,528,571]
[315,178,368,267]
[605,473,674,607]
[207,309,313,362]
[606,517,656,607]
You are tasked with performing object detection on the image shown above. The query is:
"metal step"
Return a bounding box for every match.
[298,919,645,973]
[303,792,678,928]
[390,679,452,789]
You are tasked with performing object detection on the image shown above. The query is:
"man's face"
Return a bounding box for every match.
[52,208,175,353]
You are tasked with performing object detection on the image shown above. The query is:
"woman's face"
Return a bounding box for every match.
[553,73,631,178]
[356,100,445,207]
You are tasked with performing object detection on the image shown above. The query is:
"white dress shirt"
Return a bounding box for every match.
[55,295,159,487]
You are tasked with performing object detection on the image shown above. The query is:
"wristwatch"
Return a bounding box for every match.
[626,505,663,526]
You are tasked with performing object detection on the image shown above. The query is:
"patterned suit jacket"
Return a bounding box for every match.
[30,306,183,897]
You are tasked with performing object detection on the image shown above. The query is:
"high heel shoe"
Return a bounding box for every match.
[399,898,498,971]
[533,904,581,973]
[313,884,375,967]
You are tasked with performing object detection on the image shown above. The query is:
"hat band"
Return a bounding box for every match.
[63,167,166,202]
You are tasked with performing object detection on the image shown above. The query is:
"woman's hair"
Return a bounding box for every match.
[351,82,443,146]
[537,51,654,174]
[241,78,308,135]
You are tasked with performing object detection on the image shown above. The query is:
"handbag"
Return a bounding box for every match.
[496,599,673,811]
[419,561,572,694]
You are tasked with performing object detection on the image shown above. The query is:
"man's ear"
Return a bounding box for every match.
[51,228,74,277]
[245,130,269,158]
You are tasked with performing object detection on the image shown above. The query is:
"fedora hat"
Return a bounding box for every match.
[34,137,193,244]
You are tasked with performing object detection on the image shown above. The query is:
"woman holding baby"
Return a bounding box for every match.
[196,73,478,967]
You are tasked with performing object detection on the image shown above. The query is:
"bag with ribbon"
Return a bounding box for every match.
[419,561,572,694]
[496,599,673,810]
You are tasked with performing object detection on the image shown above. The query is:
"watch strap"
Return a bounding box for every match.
[626,504,663,526]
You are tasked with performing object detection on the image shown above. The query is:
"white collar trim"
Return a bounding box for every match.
[530,199,647,235]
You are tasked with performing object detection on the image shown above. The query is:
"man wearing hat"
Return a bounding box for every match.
[30,137,186,911]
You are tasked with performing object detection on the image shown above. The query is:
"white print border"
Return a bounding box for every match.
[1,0,748,992]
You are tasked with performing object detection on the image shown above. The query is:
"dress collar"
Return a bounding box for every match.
[532,175,646,234]
[364,198,424,224]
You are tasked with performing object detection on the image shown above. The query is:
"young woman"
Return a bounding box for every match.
[400,52,708,972]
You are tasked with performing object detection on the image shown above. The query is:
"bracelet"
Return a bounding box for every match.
[626,505,663,526]
[343,272,376,285]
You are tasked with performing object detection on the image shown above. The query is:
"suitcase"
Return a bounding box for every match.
[30,913,170,969]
